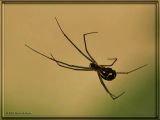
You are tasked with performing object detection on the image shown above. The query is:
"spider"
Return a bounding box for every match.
[25,17,147,100]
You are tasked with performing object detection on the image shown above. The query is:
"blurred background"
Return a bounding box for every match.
[2,3,157,117]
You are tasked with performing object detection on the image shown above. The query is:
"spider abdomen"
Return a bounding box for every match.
[99,68,117,81]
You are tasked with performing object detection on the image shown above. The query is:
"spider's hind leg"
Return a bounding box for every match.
[117,64,148,74]
[112,91,125,100]
[97,72,125,100]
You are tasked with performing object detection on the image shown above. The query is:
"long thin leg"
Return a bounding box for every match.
[55,63,92,71]
[97,71,125,100]
[83,32,98,63]
[25,44,53,60]
[25,44,90,69]
[117,64,147,74]
[55,17,93,63]
[50,53,90,69]
[50,54,92,71]
[100,58,117,67]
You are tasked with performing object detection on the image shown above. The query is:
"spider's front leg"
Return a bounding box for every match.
[83,32,98,63]
[50,53,93,71]
[25,44,92,71]
[55,17,93,63]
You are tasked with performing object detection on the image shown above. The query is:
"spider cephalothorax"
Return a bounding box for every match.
[25,17,147,100]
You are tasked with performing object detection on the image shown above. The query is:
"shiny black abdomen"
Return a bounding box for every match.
[90,63,116,81]
[99,68,116,81]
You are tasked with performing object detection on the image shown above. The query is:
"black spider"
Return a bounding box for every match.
[25,17,147,100]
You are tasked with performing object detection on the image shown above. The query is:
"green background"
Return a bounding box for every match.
[2,3,157,117]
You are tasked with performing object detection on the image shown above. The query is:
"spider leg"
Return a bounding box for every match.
[50,53,91,69]
[100,58,117,67]
[117,64,148,74]
[25,44,91,70]
[55,17,93,63]
[25,44,53,60]
[83,32,98,63]
[50,55,92,71]
[97,71,125,100]
[55,63,92,71]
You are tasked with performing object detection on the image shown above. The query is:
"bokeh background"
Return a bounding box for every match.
[2,3,157,117]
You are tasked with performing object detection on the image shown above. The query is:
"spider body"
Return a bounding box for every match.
[90,63,100,69]
[90,63,116,81]
[25,17,147,100]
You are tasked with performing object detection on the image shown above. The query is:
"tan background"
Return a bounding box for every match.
[2,3,156,117]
